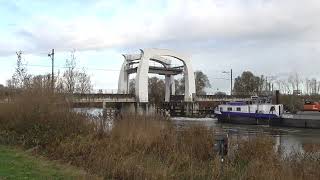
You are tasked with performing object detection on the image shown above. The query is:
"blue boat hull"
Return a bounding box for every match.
[217,112,281,125]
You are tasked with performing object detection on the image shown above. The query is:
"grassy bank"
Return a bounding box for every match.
[0,89,320,179]
[0,145,99,179]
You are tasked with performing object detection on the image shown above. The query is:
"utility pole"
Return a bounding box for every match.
[230,69,233,96]
[48,49,55,92]
[223,69,233,96]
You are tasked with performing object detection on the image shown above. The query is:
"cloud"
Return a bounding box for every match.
[2,0,320,92]
[7,0,319,54]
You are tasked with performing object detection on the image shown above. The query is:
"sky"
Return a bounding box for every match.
[1,0,320,93]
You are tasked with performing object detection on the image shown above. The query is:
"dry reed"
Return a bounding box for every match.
[0,88,319,179]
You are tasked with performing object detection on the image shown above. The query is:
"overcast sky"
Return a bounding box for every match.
[1,0,320,93]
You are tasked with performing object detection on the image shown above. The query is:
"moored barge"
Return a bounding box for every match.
[215,97,283,125]
[215,97,320,128]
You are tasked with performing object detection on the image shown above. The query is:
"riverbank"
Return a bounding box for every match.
[0,145,99,179]
[1,90,320,179]
[1,115,320,179]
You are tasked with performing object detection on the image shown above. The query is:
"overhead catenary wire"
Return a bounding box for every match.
[23,64,121,72]
[7,50,279,84]
[22,64,242,79]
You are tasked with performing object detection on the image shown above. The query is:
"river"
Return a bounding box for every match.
[75,108,320,156]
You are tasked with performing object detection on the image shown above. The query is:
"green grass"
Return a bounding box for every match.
[0,145,99,180]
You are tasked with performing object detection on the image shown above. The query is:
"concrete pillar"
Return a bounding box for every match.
[135,50,150,103]
[171,75,175,95]
[165,75,171,102]
[118,61,129,94]
[183,62,196,102]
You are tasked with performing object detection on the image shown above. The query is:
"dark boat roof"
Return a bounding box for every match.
[226,102,246,106]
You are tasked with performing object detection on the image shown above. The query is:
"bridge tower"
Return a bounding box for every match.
[118,48,196,103]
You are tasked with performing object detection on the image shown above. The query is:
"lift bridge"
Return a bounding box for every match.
[72,48,251,117]
[73,93,251,117]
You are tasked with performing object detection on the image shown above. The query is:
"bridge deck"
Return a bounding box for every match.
[73,93,136,103]
[73,94,252,104]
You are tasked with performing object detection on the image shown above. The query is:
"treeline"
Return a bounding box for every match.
[3,51,92,94]
[233,71,320,96]
[232,71,320,112]
[129,71,211,104]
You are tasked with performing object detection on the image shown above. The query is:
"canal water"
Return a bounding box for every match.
[75,108,320,156]
[172,117,320,156]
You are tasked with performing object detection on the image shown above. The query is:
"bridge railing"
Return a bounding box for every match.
[87,89,133,94]
[72,93,136,103]
[169,94,253,102]
[195,94,252,99]
[91,89,117,94]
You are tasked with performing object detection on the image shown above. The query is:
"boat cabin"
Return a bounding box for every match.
[217,100,284,117]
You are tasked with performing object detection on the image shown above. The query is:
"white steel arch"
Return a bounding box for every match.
[118,48,196,102]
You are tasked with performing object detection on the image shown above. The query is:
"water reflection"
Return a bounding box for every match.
[73,108,104,117]
[172,117,320,156]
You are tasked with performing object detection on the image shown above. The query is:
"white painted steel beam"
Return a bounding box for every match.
[118,48,196,102]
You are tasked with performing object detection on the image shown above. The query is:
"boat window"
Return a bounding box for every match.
[236,107,241,111]
[270,106,275,112]
[220,107,223,112]
[227,107,232,111]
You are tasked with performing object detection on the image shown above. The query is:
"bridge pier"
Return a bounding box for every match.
[135,103,156,115]
[102,102,157,116]
[120,103,136,114]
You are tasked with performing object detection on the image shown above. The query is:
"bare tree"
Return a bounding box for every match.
[294,73,302,92]
[55,70,65,93]
[276,79,291,94]
[288,72,302,94]
[304,78,310,95]
[63,51,78,94]
[6,80,14,89]
[62,50,93,94]
[280,79,290,94]
[310,78,317,95]
[75,68,92,93]
[31,74,51,90]
[11,51,31,89]
[288,75,295,93]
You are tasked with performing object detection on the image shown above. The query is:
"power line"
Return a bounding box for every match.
[22,64,241,76]
[23,64,120,72]
[0,51,55,59]
[211,78,230,80]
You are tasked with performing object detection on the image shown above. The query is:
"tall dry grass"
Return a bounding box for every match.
[0,88,94,150]
[51,114,217,179]
[0,88,320,179]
